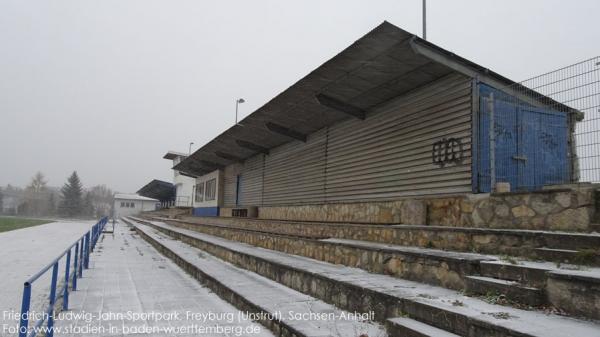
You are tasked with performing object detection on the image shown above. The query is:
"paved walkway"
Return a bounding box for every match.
[52,221,273,337]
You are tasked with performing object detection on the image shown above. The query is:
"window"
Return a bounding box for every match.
[130,202,135,208]
[195,182,204,202]
[121,202,125,208]
[205,178,216,201]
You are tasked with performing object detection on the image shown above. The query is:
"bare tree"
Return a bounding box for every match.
[28,172,47,192]
[23,171,50,216]
[88,185,114,217]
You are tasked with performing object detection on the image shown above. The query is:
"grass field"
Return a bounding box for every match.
[0,216,53,233]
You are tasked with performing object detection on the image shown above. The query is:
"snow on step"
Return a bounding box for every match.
[134,222,387,337]
[466,276,522,287]
[387,317,460,337]
[321,238,497,262]
[53,222,274,337]
[137,218,600,337]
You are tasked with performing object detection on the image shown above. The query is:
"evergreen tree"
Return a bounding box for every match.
[59,171,84,217]
[0,187,3,214]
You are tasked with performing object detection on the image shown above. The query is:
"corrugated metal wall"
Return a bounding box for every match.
[238,154,265,205]
[262,128,327,205]
[224,74,473,207]
[325,74,472,201]
[223,163,242,207]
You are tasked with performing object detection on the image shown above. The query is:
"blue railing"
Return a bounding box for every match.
[18,217,108,337]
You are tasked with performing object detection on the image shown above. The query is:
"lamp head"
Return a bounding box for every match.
[237,98,245,104]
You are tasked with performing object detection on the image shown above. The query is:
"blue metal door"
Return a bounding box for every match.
[478,84,570,192]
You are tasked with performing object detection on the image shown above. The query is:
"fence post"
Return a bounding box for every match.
[72,242,79,290]
[91,225,95,251]
[47,262,59,337]
[63,250,71,310]
[18,283,31,337]
[94,223,98,248]
[84,232,90,269]
[78,237,84,277]
[488,92,496,192]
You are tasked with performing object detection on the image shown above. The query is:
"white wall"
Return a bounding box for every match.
[192,169,223,208]
[114,199,158,218]
[172,156,195,207]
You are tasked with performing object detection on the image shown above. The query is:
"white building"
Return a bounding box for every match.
[163,151,195,207]
[190,169,224,216]
[113,194,159,218]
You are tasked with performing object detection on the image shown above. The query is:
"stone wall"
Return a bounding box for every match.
[259,200,426,225]
[157,218,480,290]
[449,188,595,231]
[253,187,596,231]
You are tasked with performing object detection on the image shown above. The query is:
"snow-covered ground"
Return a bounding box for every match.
[0,220,94,335]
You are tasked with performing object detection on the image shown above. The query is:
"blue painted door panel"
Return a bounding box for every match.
[478,84,569,192]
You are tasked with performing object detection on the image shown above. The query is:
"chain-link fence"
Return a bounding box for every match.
[480,56,600,192]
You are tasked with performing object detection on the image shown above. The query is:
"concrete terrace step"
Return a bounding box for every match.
[146,215,600,263]
[138,216,600,320]
[139,216,496,290]
[321,238,494,263]
[128,217,600,337]
[533,247,600,265]
[465,276,545,306]
[122,218,387,337]
[480,260,549,288]
[386,317,460,337]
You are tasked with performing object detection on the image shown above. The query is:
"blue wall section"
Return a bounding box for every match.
[477,84,570,192]
[192,207,220,217]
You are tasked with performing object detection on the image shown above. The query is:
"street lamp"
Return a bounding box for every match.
[189,142,194,154]
[422,0,427,40]
[235,98,245,124]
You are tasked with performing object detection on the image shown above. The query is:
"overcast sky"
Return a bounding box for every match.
[1,0,599,193]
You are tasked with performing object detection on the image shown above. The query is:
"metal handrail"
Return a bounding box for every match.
[17,217,108,337]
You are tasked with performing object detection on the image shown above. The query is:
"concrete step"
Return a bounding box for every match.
[136,216,600,321]
[145,215,600,264]
[534,247,578,263]
[386,317,460,337]
[121,217,387,337]
[135,216,495,290]
[465,276,545,306]
[480,260,549,288]
[127,217,600,337]
[532,247,599,265]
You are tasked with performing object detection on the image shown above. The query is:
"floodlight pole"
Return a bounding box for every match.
[235,98,245,124]
[422,0,427,40]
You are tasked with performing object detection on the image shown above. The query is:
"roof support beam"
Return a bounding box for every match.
[316,94,366,120]
[178,171,198,178]
[236,140,270,155]
[215,151,245,163]
[265,122,307,142]
[196,160,225,170]
[408,37,575,113]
